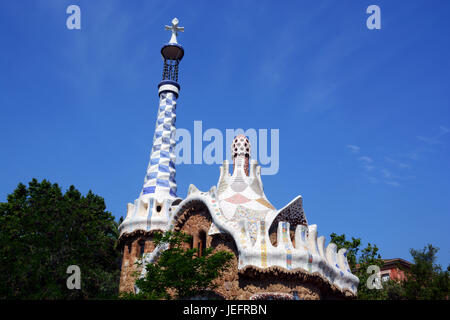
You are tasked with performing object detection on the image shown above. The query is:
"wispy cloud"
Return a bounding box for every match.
[346,146,400,187]
[358,156,375,172]
[256,2,331,87]
[441,126,450,134]
[385,181,400,187]
[385,157,410,169]
[381,169,394,179]
[346,126,448,188]
[358,156,373,163]
[396,125,449,161]
[346,144,360,154]
[417,126,450,146]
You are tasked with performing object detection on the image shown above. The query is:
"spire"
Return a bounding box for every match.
[119,19,186,236]
[140,18,185,203]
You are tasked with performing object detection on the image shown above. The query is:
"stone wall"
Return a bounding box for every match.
[118,231,156,293]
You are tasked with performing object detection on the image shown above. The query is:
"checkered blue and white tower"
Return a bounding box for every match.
[119,18,185,235]
[141,18,185,201]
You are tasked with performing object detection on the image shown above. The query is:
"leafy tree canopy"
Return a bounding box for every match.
[330,233,386,300]
[0,179,121,299]
[330,233,449,300]
[397,244,449,300]
[123,231,233,300]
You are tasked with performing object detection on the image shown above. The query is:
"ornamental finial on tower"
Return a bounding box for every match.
[161,18,184,84]
[165,17,184,44]
[231,135,251,176]
[232,135,251,159]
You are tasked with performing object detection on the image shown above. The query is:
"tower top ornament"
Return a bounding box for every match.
[165,18,184,44]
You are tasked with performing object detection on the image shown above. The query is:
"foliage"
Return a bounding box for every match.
[0,179,121,299]
[126,231,234,300]
[330,233,386,300]
[388,244,449,300]
[330,233,449,300]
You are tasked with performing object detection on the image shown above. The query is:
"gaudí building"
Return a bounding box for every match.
[118,18,359,300]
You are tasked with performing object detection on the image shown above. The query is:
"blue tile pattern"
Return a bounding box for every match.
[142,91,177,198]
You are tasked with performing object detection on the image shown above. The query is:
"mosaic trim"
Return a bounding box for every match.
[141,91,178,198]
[282,222,292,270]
[260,220,267,267]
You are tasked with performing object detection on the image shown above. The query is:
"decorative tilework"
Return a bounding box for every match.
[260,221,267,267]
[224,193,251,204]
[217,178,228,195]
[142,91,178,198]
[282,222,293,270]
[230,171,248,192]
[255,198,275,210]
[272,196,308,229]
[231,206,268,246]
[146,198,154,230]
[307,253,313,272]
[125,132,360,295]
[249,178,263,196]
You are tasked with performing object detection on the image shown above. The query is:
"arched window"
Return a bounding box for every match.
[138,240,145,257]
[197,231,207,257]
[189,235,194,249]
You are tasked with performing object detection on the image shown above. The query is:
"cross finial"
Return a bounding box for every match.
[165,18,184,44]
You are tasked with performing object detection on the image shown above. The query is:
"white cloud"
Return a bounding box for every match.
[440,126,449,135]
[349,126,447,188]
[385,157,410,169]
[346,145,360,154]
[385,181,400,187]
[417,125,450,146]
[418,135,442,145]
[358,156,373,163]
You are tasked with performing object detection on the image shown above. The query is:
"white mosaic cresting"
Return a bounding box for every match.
[120,19,359,295]
[133,138,359,295]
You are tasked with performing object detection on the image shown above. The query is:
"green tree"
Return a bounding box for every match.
[330,233,386,300]
[330,234,450,300]
[124,231,233,300]
[393,244,449,300]
[0,179,121,299]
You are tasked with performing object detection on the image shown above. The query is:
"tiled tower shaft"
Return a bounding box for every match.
[141,89,178,199]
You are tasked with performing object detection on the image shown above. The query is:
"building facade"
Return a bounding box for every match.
[380,258,412,283]
[117,19,359,300]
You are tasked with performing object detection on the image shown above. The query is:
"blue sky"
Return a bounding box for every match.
[1,0,449,266]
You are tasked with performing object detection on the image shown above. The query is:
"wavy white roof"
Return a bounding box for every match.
[119,155,359,294]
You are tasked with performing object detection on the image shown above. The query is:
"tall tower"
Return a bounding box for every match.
[140,18,184,205]
[118,18,185,293]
